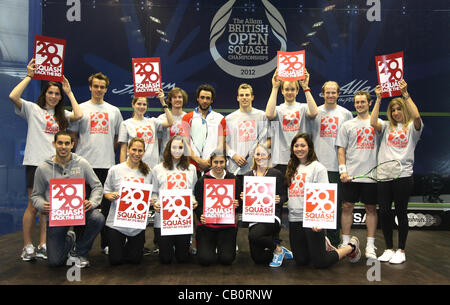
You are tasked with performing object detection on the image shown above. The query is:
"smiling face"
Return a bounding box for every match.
[354,94,371,116]
[127,140,145,165]
[170,139,185,161]
[45,85,63,109]
[89,78,108,101]
[293,137,309,164]
[322,82,339,106]
[253,145,270,170]
[237,88,254,109]
[132,97,148,117]
[281,81,299,103]
[53,134,74,160]
[210,155,226,177]
[170,92,184,109]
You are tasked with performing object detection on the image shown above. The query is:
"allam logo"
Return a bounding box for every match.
[209,0,287,78]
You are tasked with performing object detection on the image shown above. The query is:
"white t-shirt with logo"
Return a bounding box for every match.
[225,108,268,174]
[151,162,197,228]
[69,100,123,169]
[287,160,329,222]
[308,104,353,172]
[157,112,186,158]
[378,120,423,178]
[15,99,72,166]
[119,117,163,169]
[335,117,382,183]
[269,102,309,166]
[104,162,153,236]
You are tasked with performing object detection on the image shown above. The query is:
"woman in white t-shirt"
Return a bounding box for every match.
[119,90,173,169]
[8,59,82,262]
[152,135,198,264]
[370,80,423,264]
[104,138,153,265]
[285,133,361,268]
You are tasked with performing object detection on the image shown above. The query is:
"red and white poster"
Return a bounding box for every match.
[277,50,306,81]
[242,176,276,223]
[33,35,66,82]
[203,179,235,224]
[132,57,161,97]
[160,189,193,236]
[49,178,85,227]
[375,51,404,98]
[113,181,153,230]
[303,183,337,229]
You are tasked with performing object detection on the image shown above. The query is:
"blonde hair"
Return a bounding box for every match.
[387,97,411,130]
[251,144,273,171]
[321,81,340,94]
[238,83,253,96]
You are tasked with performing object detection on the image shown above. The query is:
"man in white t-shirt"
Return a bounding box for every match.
[68,72,123,252]
[336,91,380,259]
[265,69,318,177]
[307,81,353,247]
[226,83,269,176]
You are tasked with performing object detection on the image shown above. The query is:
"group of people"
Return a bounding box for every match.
[9,58,422,270]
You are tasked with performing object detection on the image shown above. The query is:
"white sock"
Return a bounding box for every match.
[367,237,375,248]
[342,235,351,245]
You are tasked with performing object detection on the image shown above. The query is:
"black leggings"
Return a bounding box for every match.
[377,176,413,250]
[196,226,236,266]
[289,222,339,269]
[105,227,145,266]
[156,228,191,264]
[248,222,281,264]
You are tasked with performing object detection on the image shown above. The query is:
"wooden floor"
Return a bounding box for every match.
[0,226,449,286]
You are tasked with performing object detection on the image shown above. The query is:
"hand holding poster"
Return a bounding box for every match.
[242,176,276,223]
[375,51,404,98]
[33,35,66,82]
[203,179,235,224]
[277,50,306,81]
[160,189,193,236]
[113,181,153,230]
[302,183,337,229]
[49,178,85,227]
[132,57,161,97]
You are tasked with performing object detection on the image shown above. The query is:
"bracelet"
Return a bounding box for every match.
[338,165,347,174]
[303,88,311,92]
[403,94,410,100]
[162,104,169,109]
[26,75,32,78]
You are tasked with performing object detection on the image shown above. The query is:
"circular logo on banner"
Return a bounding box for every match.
[209,0,287,79]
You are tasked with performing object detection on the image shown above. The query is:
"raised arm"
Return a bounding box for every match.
[9,59,35,110]
[265,69,281,120]
[299,69,318,118]
[62,76,83,122]
[400,79,421,131]
[370,85,383,133]
[157,89,174,128]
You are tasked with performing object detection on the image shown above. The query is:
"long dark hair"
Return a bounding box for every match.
[162,135,190,170]
[128,137,150,176]
[36,81,68,131]
[285,133,318,185]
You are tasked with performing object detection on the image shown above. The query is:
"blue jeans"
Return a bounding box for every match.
[46,209,105,267]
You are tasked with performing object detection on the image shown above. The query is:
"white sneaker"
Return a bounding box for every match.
[389,250,406,264]
[21,244,36,261]
[365,245,377,260]
[378,249,395,262]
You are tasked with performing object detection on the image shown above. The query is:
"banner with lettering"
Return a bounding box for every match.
[375,51,404,98]
[160,189,193,236]
[132,57,161,97]
[277,50,306,81]
[113,181,153,230]
[33,35,66,82]
[242,176,276,223]
[203,179,235,224]
[303,183,337,229]
[49,178,85,227]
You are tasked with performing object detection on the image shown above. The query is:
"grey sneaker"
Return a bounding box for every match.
[21,244,36,261]
[67,253,90,269]
[36,244,47,259]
